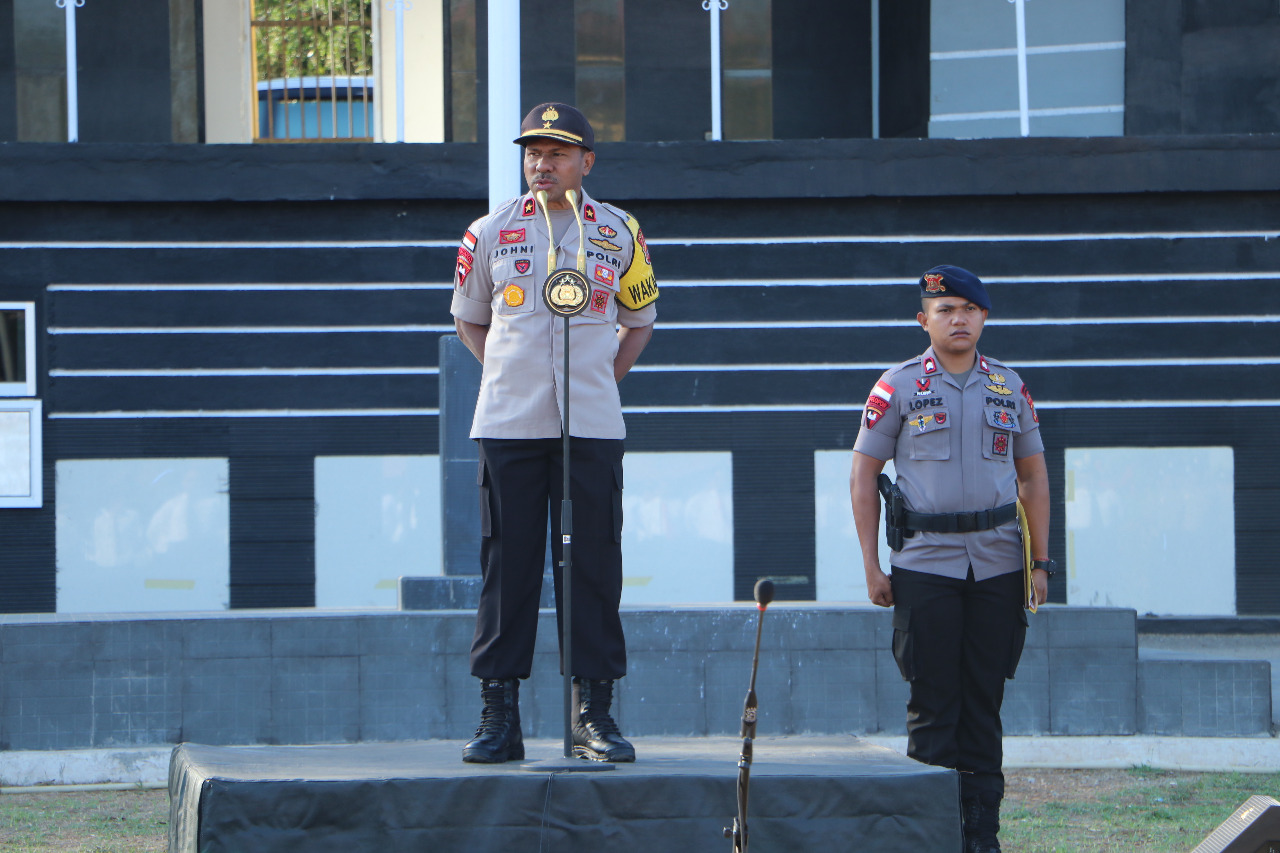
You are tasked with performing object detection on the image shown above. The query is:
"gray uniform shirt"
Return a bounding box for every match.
[853,347,1045,580]
[451,189,658,439]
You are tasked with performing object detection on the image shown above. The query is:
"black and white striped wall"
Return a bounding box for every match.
[0,138,1276,614]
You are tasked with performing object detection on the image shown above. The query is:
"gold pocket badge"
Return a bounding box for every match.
[502,283,525,307]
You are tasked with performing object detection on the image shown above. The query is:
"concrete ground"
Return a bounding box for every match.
[2,733,1278,791]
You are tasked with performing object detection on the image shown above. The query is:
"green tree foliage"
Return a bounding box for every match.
[252,0,374,83]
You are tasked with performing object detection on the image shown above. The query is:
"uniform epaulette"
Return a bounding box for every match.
[596,200,632,222]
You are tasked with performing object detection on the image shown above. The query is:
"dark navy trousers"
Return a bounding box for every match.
[890,566,1027,798]
[470,437,626,681]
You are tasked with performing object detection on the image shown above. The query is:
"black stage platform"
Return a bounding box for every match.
[169,736,960,853]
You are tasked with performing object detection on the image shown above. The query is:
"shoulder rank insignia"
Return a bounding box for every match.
[922,355,939,375]
[584,204,596,222]
[979,355,991,373]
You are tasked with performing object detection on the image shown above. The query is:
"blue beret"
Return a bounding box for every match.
[918,265,990,311]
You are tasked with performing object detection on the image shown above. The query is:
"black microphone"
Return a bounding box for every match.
[753,579,774,609]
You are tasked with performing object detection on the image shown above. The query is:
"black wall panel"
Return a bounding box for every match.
[0,0,16,142]
[877,0,929,138]
[772,0,871,140]
[1126,0,1280,135]
[518,0,576,109]
[77,0,172,142]
[624,0,711,142]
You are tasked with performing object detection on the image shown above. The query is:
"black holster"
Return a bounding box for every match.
[877,473,913,552]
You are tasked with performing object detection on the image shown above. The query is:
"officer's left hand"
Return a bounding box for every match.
[1031,569,1049,606]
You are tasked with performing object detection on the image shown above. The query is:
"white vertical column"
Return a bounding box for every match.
[703,0,727,141]
[487,0,521,209]
[386,0,411,142]
[56,0,85,142]
[870,0,880,139]
[1011,0,1030,137]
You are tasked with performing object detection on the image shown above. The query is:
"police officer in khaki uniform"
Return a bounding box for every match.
[850,266,1052,853]
[451,103,658,764]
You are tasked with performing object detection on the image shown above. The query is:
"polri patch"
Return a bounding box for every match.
[986,408,1017,430]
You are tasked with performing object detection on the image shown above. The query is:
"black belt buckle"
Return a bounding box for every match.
[955,511,978,533]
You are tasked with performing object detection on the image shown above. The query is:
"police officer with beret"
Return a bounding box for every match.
[849,265,1051,852]
[451,103,658,764]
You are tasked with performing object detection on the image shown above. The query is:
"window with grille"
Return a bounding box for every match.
[252,0,375,142]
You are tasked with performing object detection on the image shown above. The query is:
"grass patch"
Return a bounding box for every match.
[0,789,167,853]
[1003,767,1280,853]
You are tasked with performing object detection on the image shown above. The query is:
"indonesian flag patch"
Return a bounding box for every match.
[864,380,894,429]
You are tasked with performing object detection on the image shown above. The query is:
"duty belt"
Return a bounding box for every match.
[903,502,1018,534]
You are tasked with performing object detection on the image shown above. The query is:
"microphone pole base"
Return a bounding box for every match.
[520,755,617,773]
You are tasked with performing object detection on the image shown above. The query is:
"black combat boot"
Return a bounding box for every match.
[961,791,1002,853]
[462,678,524,763]
[571,678,635,762]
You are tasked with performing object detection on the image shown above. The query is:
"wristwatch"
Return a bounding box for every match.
[1031,558,1057,578]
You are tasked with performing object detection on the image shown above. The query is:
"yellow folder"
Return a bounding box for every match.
[1017,499,1036,613]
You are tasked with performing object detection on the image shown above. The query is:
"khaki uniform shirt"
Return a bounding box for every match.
[853,347,1045,581]
[451,189,659,439]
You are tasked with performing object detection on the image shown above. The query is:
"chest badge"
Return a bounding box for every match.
[502,283,525,307]
[909,413,934,430]
[984,372,1013,396]
[543,269,589,316]
[598,224,618,239]
[590,237,622,252]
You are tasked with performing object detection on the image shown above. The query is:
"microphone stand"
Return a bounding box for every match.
[522,189,612,773]
[725,579,775,852]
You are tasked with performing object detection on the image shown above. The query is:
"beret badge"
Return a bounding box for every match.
[923,273,946,293]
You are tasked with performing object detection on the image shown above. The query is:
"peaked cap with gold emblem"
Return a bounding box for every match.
[918,264,990,310]
[513,102,595,151]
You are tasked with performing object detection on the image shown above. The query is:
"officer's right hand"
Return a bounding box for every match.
[865,569,894,608]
